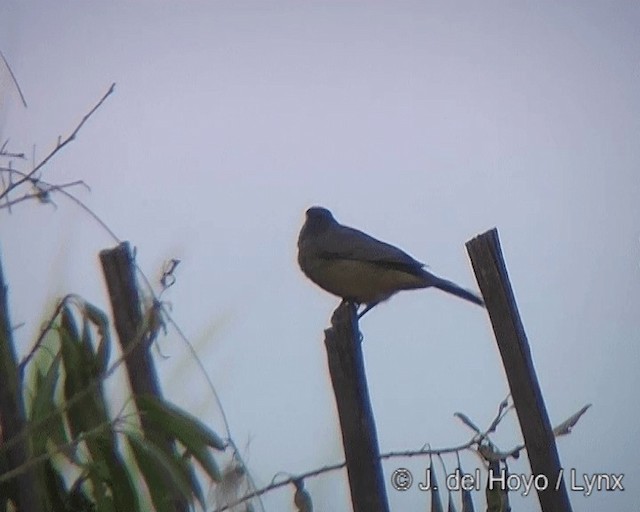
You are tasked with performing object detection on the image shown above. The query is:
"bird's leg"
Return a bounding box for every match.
[357,302,379,319]
[339,299,361,317]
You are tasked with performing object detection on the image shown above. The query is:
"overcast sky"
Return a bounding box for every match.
[1,2,639,511]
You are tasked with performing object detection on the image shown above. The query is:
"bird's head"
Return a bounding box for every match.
[302,206,337,236]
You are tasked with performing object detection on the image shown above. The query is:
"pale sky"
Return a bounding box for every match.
[1,2,639,511]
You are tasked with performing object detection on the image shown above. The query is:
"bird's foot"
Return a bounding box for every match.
[357,302,378,319]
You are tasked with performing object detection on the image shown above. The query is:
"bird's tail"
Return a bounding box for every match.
[429,274,484,307]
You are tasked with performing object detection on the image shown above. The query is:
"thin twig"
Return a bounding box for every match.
[0,50,28,108]
[0,170,8,212]
[485,394,512,435]
[0,422,110,484]
[18,294,78,376]
[0,180,89,210]
[215,394,573,512]
[381,440,477,460]
[1,83,115,200]
[212,399,514,512]
[0,150,26,159]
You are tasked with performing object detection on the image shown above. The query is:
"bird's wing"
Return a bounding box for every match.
[317,224,425,274]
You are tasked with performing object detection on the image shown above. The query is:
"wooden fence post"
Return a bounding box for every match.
[324,301,390,512]
[100,242,188,512]
[466,228,572,512]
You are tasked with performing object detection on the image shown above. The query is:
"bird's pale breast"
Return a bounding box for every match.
[299,253,427,303]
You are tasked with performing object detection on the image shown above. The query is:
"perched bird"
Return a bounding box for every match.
[297,206,483,316]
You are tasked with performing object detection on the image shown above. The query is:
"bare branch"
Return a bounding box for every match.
[0,179,89,210]
[486,394,513,435]
[213,396,519,512]
[0,140,26,158]
[0,50,28,108]
[454,412,481,434]
[1,83,115,200]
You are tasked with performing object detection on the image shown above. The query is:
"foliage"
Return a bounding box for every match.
[2,297,226,512]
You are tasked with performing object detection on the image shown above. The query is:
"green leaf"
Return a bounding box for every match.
[186,441,220,485]
[127,432,196,512]
[447,490,457,512]
[101,441,140,512]
[83,301,111,373]
[139,395,226,451]
[59,313,136,510]
[138,395,225,481]
[29,354,68,453]
[183,451,206,508]
[59,321,110,440]
[95,325,111,374]
[61,305,80,344]
[485,462,510,512]
[458,465,475,512]
[429,459,444,512]
[83,302,109,333]
[42,460,75,512]
[94,492,116,512]
[553,404,591,437]
[294,479,313,512]
[461,487,475,512]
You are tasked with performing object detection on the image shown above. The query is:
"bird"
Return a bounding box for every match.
[297,206,483,317]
